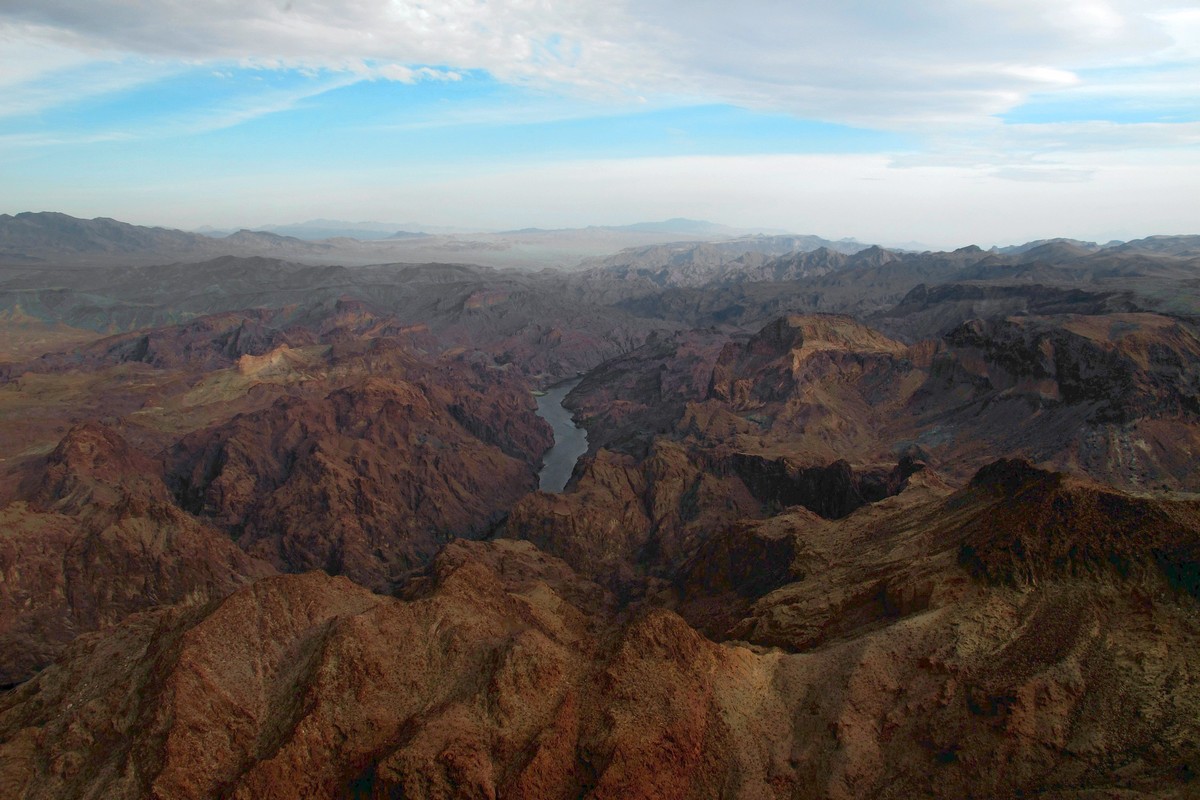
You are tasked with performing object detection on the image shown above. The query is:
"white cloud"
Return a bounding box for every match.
[1155,8,1200,57]
[366,63,462,83]
[0,23,92,87]
[2,0,1195,129]
[1,0,1197,243]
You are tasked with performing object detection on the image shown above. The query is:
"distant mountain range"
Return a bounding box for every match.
[0,212,336,265]
[996,237,1108,255]
[196,219,462,239]
[0,213,833,268]
[4,212,1199,271]
[1,212,212,255]
[195,217,791,241]
[499,218,794,238]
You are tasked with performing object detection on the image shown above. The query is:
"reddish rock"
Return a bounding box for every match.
[0,424,274,685]
[957,458,1200,595]
[17,308,305,374]
[29,421,172,517]
[168,371,551,591]
[566,328,729,454]
[3,265,1200,800]
[504,441,762,595]
[3,533,1198,798]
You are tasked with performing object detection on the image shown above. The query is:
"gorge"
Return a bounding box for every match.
[0,214,1198,798]
[534,378,590,493]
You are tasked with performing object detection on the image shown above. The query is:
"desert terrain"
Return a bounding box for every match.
[1,213,1198,798]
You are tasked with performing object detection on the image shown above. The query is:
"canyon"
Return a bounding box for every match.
[0,213,1198,798]
[535,379,590,493]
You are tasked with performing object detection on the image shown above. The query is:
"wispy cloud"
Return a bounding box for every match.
[3,0,1196,129]
[159,72,364,137]
[0,64,364,151]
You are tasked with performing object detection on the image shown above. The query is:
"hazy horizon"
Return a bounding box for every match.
[7,208,1186,255]
[3,1,1197,249]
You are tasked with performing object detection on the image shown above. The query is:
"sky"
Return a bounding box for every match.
[1,0,1198,248]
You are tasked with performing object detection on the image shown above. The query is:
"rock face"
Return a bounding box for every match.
[0,330,554,681]
[940,313,1200,424]
[566,328,729,454]
[503,312,1200,602]
[609,312,1200,490]
[168,367,552,591]
[0,423,274,685]
[3,507,1199,799]
[956,458,1200,595]
[720,453,922,520]
[921,313,1200,489]
[674,458,1200,650]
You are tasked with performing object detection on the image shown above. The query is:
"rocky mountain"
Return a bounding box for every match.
[0,423,274,685]
[0,212,341,265]
[1,215,1199,798]
[480,308,1200,631]
[0,212,209,259]
[577,234,871,287]
[0,258,667,386]
[166,351,552,591]
[3,461,1197,798]
[0,314,558,679]
[996,237,1108,255]
[871,282,1142,340]
[1117,234,1200,258]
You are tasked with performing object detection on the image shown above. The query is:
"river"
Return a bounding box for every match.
[534,378,589,493]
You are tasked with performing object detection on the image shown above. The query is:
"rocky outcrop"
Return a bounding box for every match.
[0,423,273,685]
[504,440,765,595]
[3,529,1198,799]
[647,312,1200,490]
[707,314,908,408]
[566,328,729,453]
[720,453,923,519]
[682,458,1200,652]
[28,421,172,516]
[14,309,305,375]
[0,559,599,800]
[918,312,1200,489]
[940,313,1200,423]
[957,458,1200,596]
[168,372,552,591]
[875,282,1141,341]
[668,315,927,473]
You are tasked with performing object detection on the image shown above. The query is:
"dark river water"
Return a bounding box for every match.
[534,378,589,493]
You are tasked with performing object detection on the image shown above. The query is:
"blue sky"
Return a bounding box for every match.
[1,1,1198,246]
